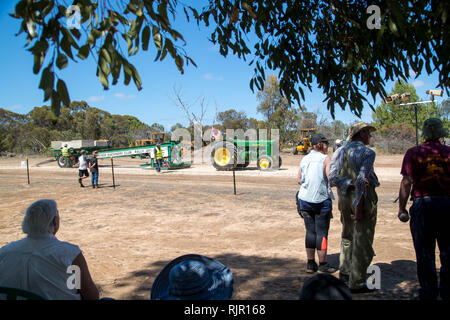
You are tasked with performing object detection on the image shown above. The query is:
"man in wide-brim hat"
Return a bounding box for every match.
[329,122,380,293]
[398,118,450,300]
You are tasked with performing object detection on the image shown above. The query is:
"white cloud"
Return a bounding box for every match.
[114,93,136,99]
[87,96,105,102]
[409,69,417,78]
[412,80,425,88]
[203,73,224,81]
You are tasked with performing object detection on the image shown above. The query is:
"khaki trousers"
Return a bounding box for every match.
[337,149,378,289]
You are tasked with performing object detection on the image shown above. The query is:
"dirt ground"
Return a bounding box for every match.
[0,150,436,300]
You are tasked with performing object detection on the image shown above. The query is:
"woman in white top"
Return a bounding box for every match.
[0,199,99,300]
[297,134,337,274]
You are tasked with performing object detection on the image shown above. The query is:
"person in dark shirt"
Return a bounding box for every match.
[89,151,99,189]
[398,118,450,300]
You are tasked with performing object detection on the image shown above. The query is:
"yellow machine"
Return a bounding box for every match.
[293,128,317,155]
[131,132,166,147]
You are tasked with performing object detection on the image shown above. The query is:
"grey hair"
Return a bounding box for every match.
[22,199,58,237]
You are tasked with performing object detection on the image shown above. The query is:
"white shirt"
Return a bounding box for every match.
[298,150,334,203]
[78,155,87,170]
[0,234,82,300]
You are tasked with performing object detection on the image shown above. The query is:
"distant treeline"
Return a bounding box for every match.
[0,101,164,155]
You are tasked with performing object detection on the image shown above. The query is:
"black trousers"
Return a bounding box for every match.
[302,210,331,251]
[410,197,450,300]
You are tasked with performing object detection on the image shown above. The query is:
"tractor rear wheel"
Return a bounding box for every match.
[293,147,298,155]
[57,155,70,168]
[257,155,273,171]
[211,141,237,170]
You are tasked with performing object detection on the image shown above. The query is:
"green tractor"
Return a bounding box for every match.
[210,138,282,171]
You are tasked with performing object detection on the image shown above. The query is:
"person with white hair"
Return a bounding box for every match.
[0,199,99,300]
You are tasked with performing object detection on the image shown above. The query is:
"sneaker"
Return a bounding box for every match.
[306,261,319,274]
[318,263,337,274]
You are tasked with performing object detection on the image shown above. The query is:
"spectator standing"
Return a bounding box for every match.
[77,150,89,188]
[89,151,99,189]
[398,118,450,300]
[297,133,336,274]
[329,122,379,293]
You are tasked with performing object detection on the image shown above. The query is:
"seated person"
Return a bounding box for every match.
[0,199,99,300]
[151,254,234,300]
[299,274,352,300]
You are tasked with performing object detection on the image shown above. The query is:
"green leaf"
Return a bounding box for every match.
[100,57,111,77]
[60,37,74,60]
[33,53,44,74]
[57,79,70,107]
[38,66,54,102]
[56,52,68,70]
[122,33,133,56]
[99,69,109,89]
[142,25,150,51]
[129,64,142,90]
[152,26,162,50]
[51,90,61,116]
[77,44,90,60]
[123,62,132,86]
[101,48,111,63]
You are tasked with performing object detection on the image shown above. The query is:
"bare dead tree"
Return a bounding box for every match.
[171,86,211,146]
[171,86,206,126]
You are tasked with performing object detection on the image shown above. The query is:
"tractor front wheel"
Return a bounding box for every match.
[257,155,273,171]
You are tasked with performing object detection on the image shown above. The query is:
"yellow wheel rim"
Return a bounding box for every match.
[259,158,270,169]
[214,148,231,166]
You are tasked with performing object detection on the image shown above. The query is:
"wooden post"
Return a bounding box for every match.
[111,157,116,189]
[26,157,30,185]
[233,154,237,195]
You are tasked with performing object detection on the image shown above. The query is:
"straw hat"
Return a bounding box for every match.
[349,122,376,139]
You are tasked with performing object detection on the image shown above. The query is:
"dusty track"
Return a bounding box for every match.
[0,152,432,300]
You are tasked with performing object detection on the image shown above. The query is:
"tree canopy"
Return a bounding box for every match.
[0,101,163,154]
[11,0,449,118]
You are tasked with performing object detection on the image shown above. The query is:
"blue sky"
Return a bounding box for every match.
[0,1,446,131]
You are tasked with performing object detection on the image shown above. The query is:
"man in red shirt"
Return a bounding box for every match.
[398,118,450,300]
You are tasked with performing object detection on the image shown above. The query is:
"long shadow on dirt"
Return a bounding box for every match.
[110,253,419,300]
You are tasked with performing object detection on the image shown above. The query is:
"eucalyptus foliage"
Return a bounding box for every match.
[11,0,449,117]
